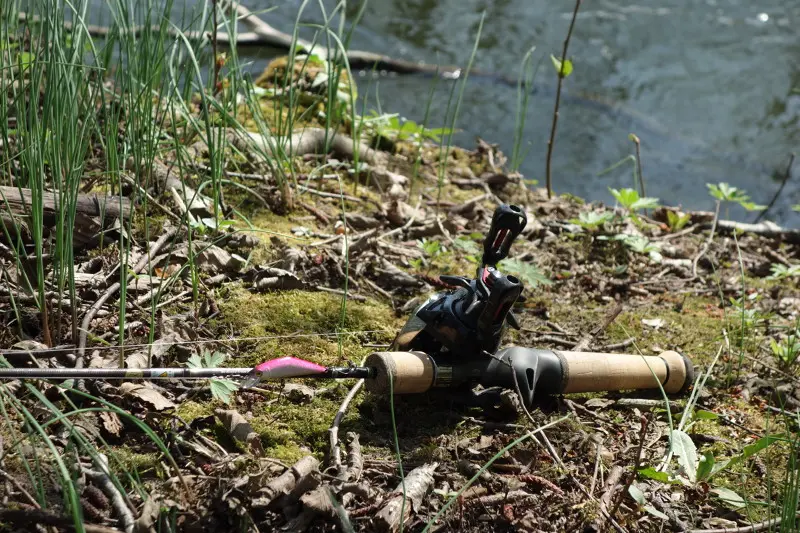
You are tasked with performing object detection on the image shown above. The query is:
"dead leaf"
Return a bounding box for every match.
[282,383,315,404]
[642,318,665,329]
[134,496,161,533]
[585,398,615,409]
[251,267,308,292]
[119,383,176,411]
[125,332,183,369]
[215,408,264,456]
[99,411,123,437]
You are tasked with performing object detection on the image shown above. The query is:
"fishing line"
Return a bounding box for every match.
[0,328,394,357]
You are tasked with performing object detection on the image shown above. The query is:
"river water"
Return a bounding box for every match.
[95,0,800,225]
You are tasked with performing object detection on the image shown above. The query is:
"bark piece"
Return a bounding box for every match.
[373,462,438,533]
[215,408,264,456]
[253,455,320,506]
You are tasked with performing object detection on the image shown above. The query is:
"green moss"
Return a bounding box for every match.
[176,400,216,423]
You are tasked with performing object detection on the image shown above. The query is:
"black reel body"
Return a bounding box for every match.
[393,204,528,362]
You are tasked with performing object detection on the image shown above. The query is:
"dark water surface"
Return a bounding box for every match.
[93,0,800,225]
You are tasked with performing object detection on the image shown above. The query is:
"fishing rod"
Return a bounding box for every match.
[0,204,694,408]
[0,357,374,387]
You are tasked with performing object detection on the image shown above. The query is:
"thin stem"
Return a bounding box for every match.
[545,0,581,199]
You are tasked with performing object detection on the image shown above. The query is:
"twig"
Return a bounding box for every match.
[84,460,135,533]
[630,133,647,216]
[608,415,650,517]
[510,369,628,533]
[0,508,124,533]
[378,196,423,240]
[299,201,331,225]
[571,301,623,351]
[692,199,721,279]
[0,468,41,509]
[544,0,582,198]
[600,338,635,351]
[754,152,794,223]
[328,378,365,473]
[595,465,624,530]
[690,511,800,533]
[76,228,178,369]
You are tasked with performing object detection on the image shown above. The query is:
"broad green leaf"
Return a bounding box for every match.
[695,409,719,420]
[610,187,640,209]
[499,258,553,287]
[186,353,204,369]
[204,351,227,368]
[550,55,573,77]
[696,451,715,482]
[666,211,691,231]
[210,379,240,405]
[571,211,615,229]
[740,434,784,462]
[740,201,767,211]
[710,434,783,478]
[711,487,746,509]
[644,505,669,520]
[638,467,679,484]
[628,484,646,505]
[671,430,698,483]
[630,197,661,211]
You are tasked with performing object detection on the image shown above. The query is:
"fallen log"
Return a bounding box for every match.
[0,186,130,220]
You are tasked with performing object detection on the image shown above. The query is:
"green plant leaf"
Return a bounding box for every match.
[631,197,661,211]
[499,258,552,287]
[696,451,715,482]
[610,187,639,209]
[186,353,203,369]
[628,484,646,505]
[638,467,680,484]
[671,429,698,483]
[550,55,573,77]
[644,505,669,520]
[695,409,719,420]
[210,379,240,405]
[711,487,746,509]
[570,210,615,230]
[666,211,691,231]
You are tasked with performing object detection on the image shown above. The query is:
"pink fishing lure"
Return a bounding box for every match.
[241,356,327,388]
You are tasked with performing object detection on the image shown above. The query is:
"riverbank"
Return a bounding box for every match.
[2,4,800,532]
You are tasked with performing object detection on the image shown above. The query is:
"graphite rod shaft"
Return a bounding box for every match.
[0,366,375,381]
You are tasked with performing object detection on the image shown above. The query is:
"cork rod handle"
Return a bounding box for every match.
[558,350,691,395]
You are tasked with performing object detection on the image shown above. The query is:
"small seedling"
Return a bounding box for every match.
[498,257,552,288]
[767,263,800,280]
[771,331,800,368]
[187,350,240,405]
[707,182,766,212]
[570,210,615,231]
[613,234,663,263]
[666,210,691,231]
[609,187,660,214]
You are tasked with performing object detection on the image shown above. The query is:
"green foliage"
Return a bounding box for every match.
[187,350,240,405]
[363,111,453,143]
[550,55,573,77]
[770,331,800,368]
[452,236,481,263]
[628,484,669,520]
[706,182,766,211]
[498,258,552,288]
[767,263,800,280]
[569,210,615,231]
[612,234,663,263]
[666,210,691,231]
[609,187,660,213]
